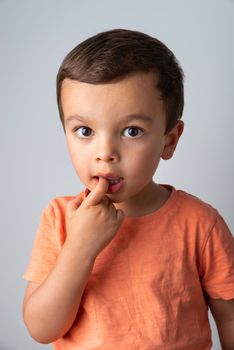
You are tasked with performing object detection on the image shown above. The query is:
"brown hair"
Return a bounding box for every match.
[56,29,184,134]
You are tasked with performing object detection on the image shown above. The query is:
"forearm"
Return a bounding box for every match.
[207,297,234,350]
[218,320,234,350]
[23,241,96,344]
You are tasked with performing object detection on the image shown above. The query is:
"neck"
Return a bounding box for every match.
[114,182,171,217]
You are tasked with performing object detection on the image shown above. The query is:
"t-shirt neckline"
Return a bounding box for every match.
[123,184,178,224]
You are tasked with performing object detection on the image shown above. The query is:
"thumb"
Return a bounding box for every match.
[67,195,83,214]
[85,177,109,206]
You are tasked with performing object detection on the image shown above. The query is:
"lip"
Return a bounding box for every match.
[93,173,124,193]
[93,173,124,181]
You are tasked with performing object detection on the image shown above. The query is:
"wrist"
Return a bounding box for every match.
[63,239,97,265]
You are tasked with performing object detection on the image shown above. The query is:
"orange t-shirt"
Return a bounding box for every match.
[23,185,234,350]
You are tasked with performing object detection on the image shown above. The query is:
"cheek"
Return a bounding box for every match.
[67,140,91,176]
[127,144,162,176]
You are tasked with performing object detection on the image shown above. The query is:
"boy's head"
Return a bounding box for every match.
[57,29,185,207]
[56,28,184,135]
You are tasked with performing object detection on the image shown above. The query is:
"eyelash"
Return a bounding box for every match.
[123,127,144,138]
[73,126,93,138]
[73,126,144,139]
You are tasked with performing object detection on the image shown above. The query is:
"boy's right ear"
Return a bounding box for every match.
[161,121,184,160]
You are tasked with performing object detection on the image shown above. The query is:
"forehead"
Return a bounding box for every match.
[61,72,165,121]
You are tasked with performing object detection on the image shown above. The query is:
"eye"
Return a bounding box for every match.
[123,127,144,138]
[75,126,93,138]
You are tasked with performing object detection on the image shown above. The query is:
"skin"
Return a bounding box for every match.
[23,72,234,347]
[62,72,183,217]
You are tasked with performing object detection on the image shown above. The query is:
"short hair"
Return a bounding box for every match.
[56,29,184,134]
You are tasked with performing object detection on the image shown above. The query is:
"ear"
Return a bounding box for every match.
[161,121,184,160]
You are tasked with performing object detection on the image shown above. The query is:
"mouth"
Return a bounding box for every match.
[93,173,124,193]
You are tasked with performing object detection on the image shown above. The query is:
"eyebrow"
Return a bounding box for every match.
[65,113,154,125]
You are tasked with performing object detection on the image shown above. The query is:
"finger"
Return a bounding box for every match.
[85,177,109,206]
[81,188,91,200]
[84,188,90,198]
[67,195,83,213]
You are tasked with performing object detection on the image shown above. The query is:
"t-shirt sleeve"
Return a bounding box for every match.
[23,202,61,284]
[200,211,234,300]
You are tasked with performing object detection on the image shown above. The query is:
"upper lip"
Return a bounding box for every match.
[94,173,123,180]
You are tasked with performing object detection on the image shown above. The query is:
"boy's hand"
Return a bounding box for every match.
[65,177,125,258]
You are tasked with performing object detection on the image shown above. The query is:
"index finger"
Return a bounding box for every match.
[84,177,109,206]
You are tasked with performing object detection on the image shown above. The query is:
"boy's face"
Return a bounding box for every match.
[61,72,183,205]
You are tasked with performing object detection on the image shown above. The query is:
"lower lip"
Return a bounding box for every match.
[93,177,124,193]
[107,179,124,193]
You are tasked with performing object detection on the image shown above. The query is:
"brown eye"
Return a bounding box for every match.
[76,127,93,138]
[123,127,144,138]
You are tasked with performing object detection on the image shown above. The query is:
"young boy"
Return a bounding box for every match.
[23,29,234,349]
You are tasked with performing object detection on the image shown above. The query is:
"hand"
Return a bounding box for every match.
[65,177,125,257]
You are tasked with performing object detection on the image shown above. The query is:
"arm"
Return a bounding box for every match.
[23,178,124,344]
[207,296,234,350]
[23,241,96,344]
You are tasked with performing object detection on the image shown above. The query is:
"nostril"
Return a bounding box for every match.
[96,154,118,162]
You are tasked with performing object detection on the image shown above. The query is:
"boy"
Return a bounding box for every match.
[23,29,234,349]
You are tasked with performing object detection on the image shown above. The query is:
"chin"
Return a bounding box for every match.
[106,192,125,203]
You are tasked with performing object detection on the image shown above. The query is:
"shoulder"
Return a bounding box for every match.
[170,187,233,264]
[174,187,219,223]
[35,191,85,246]
[42,191,84,222]
[172,186,232,239]
[164,185,226,242]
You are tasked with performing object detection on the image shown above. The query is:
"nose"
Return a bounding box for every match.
[95,136,120,163]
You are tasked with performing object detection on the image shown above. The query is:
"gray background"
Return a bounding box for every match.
[1,0,233,349]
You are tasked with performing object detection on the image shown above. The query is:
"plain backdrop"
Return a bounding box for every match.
[0,0,233,349]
